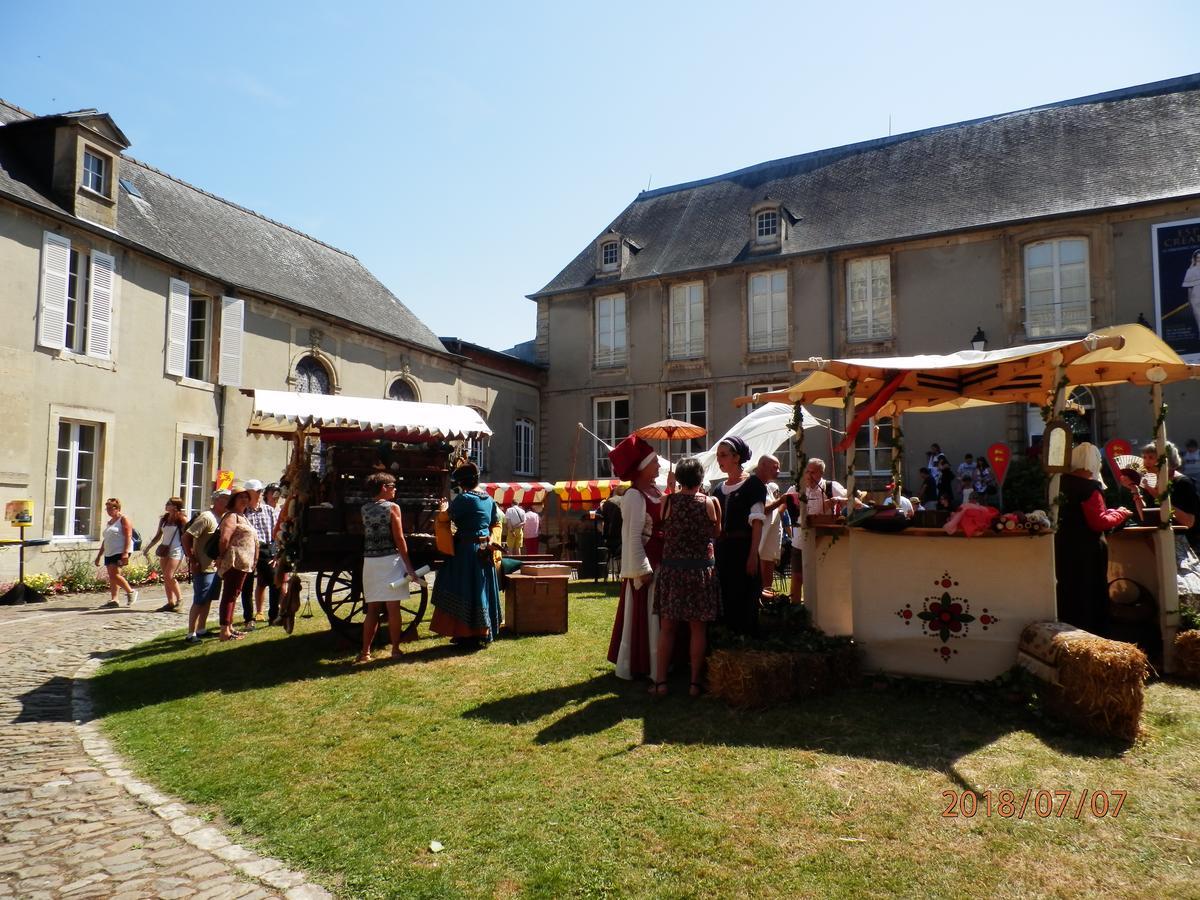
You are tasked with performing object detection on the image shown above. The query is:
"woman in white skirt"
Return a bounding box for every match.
[356,471,417,663]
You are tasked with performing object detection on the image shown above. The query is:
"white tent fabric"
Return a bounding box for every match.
[694,403,825,482]
[244,389,493,439]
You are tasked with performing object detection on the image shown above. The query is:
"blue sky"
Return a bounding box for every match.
[3,1,1197,352]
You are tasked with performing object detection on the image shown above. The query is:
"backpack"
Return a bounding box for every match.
[130,526,142,552]
[204,529,221,561]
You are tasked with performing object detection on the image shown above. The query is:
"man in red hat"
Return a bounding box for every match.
[605,435,664,681]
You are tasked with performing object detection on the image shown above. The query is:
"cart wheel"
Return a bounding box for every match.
[315,567,429,646]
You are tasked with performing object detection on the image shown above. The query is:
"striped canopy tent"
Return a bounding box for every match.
[553,479,626,507]
[480,482,554,506]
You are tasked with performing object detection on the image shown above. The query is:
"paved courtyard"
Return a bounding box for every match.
[0,588,331,899]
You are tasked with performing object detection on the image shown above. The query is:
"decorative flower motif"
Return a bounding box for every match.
[894,571,985,663]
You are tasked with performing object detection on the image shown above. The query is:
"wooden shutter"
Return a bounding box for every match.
[166,278,189,376]
[85,251,115,359]
[218,295,244,387]
[37,231,71,350]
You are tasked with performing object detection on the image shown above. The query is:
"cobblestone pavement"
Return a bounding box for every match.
[0,588,332,899]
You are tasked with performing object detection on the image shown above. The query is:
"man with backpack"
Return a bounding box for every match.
[182,489,229,644]
[504,502,527,555]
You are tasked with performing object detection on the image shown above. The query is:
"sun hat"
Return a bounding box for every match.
[244,479,264,492]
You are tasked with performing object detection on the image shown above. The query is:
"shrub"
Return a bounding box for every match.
[22,572,55,593]
[52,549,108,593]
[1002,454,1049,514]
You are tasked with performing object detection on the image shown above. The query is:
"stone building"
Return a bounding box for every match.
[0,99,537,581]
[530,74,1200,487]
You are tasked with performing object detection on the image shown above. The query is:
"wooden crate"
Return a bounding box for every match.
[504,574,569,635]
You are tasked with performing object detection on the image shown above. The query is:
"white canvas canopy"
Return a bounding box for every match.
[737,324,1200,415]
[244,389,492,440]
[694,402,825,481]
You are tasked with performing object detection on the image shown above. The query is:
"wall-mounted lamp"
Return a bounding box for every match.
[971,327,987,352]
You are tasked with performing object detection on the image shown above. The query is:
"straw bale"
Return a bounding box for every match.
[1175,630,1200,680]
[1020,622,1148,742]
[707,644,859,708]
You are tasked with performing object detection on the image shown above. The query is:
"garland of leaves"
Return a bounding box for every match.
[789,401,808,482]
[1039,375,1070,424]
[890,419,904,494]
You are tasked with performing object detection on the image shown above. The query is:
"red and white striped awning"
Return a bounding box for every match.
[552,479,626,505]
[480,482,553,505]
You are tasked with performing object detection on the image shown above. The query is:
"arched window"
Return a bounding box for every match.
[514,418,535,476]
[1027,386,1097,447]
[388,378,417,402]
[294,355,331,394]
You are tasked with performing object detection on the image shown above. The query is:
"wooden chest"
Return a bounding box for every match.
[504,574,569,635]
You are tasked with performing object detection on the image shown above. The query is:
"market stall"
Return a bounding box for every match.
[737,325,1200,679]
[245,389,492,643]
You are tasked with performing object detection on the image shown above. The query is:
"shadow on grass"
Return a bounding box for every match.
[84,629,470,717]
[463,670,1132,773]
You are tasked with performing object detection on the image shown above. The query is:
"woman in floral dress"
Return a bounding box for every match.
[652,457,721,696]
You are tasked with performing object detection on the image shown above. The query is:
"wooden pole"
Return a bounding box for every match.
[1151,381,1179,673]
[842,384,857,516]
[891,413,903,505]
[1047,359,1067,528]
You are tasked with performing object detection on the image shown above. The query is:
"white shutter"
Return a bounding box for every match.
[37,231,71,350]
[85,251,115,359]
[218,295,244,387]
[166,278,189,376]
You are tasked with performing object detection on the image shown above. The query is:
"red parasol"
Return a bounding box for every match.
[635,418,707,464]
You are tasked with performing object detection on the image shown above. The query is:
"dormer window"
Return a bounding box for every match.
[749,200,785,250]
[82,149,109,196]
[755,210,779,243]
[601,240,620,272]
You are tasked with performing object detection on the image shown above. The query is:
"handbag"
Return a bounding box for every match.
[435,507,455,555]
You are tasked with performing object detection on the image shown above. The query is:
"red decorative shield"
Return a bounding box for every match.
[1104,438,1133,483]
[987,443,1011,487]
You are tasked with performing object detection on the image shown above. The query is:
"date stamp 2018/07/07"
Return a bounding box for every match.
[941,789,1126,819]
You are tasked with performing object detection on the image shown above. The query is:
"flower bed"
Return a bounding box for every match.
[1,549,179,598]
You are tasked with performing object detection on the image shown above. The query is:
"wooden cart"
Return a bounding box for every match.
[244,389,492,644]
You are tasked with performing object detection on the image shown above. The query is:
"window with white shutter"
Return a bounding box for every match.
[1023,238,1091,338]
[748,270,787,352]
[85,251,115,360]
[669,282,704,359]
[37,231,72,351]
[846,256,892,343]
[595,294,627,367]
[218,296,244,387]
[166,279,189,376]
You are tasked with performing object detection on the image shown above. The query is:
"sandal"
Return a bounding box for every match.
[648,681,668,697]
[689,682,703,698]
[353,653,372,664]
[219,631,244,642]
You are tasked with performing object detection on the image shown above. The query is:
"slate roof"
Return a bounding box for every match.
[0,99,446,354]
[533,73,1200,299]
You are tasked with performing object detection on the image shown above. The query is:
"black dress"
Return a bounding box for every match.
[713,475,768,637]
[1055,473,1113,634]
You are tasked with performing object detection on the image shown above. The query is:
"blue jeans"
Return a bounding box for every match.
[192,571,219,607]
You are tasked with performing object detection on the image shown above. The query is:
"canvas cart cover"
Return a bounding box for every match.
[244,389,493,440]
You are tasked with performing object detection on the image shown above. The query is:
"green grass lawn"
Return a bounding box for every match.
[92,583,1200,899]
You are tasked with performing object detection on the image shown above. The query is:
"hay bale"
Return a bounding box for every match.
[1018,621,1149,743]
[791,652,831,697]
[1175,630,1200,680]
[706,649,795,708]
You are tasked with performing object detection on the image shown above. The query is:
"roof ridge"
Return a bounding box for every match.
[0,97,36,119]
[637,71,1200,201]
[120,154,360,260]
[0,98,360,262]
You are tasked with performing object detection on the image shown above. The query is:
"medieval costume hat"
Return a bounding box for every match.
[608,435,658,481]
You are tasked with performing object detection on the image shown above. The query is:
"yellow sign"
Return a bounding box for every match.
[5,499,33,527]
[216,470,235,491]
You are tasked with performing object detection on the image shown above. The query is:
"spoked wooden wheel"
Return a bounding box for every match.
[315,566,429,645]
